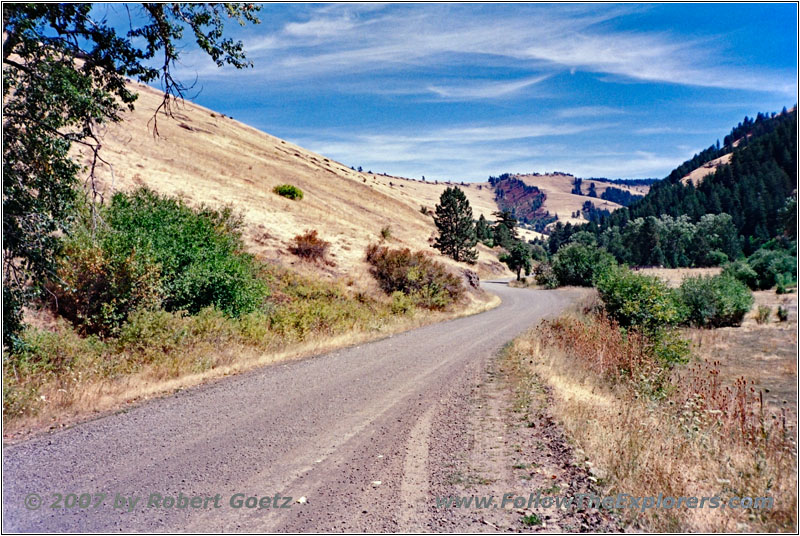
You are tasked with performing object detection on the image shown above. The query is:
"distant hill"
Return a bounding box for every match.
[487,172,650,232]
[549,108,797,263]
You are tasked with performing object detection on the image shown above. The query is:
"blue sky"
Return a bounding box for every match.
[105,3,796,181]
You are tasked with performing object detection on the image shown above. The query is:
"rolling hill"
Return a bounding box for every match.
[74,82,512,283]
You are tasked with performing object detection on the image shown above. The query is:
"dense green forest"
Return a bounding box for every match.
[547,109,797,266]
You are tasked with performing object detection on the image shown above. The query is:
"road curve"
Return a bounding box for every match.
[3,283,582,532]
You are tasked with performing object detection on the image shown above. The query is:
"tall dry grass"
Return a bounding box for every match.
[5,264,497,437]
[505,312,797,532]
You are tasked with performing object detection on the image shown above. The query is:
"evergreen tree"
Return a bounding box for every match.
[475,214,492,242]
[433,187,478,263]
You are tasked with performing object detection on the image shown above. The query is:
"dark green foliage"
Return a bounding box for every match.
[777,306,789,322]
[2,3,260,347]
[491,210,519,250]
[600,186,643,206]
[551,243,617,287]
[678,275,753,328]
[273,184,304,200]
[365,244,463,309]
[48,190,267,336]
[722,260,759,289]
[499,241,533,280]
[630,112,794,252]
[555,110,797,265]
[475,214,492,243]
[433,187,478,263]
[745,247,797,290]
[595,266,684,335]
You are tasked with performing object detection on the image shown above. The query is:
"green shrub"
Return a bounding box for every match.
[365,244,463,309]
[290,230,330,263]
[50,188,268,334]
[777,306,789,322]
[551,243,617,287]
[533,262,559,289]
[595,265,684,334]
[390,291,416,316]
[705,249,729,266]
[722,260,758,290]
[105,189,267,317]
[677,274,753,328]
[48,231,163,337]
[755,305,772,324]
[746,248,796,290]
[273,184,303,200]
[380,225,392,240]
[651,329,691,366]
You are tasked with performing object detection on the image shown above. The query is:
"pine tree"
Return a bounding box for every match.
[434,187,478,263]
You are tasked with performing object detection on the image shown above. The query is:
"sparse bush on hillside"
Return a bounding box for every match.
[551,243,616,287]
[380,225,392,241]
[290,230,330,263]
[677,274,753,328]
[755,305,772,324]
[273,184,304,200]
[365,244,463,309]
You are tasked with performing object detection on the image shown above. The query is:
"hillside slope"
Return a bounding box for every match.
[75,82,509,282]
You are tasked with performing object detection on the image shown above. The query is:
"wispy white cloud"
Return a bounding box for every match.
[557,106,627,118]
[427,75,551,100]
[185,4,795,97]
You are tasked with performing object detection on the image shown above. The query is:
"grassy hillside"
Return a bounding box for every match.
[488,172,648,231]
[73,82,510,281]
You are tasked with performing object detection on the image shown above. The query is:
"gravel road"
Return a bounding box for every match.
[3,282,583,532]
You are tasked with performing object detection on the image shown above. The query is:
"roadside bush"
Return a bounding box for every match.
[551,243,616,287]
[777,306,789,322]
[677,274,753,328]
[49,234,163,337]
[290,230,330,263]
[365,244,463,309]
[273,184,303,200]
[595,265,684,334]
[103,189,267,317]
[533,262,559,289]
[755,305,772,324]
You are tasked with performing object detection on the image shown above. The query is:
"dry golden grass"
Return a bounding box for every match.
[681,153,733,186]
[505,307,797,532]
[516,173,649,228]
[74,81,514,284]
[683,291,798,414]
[6,286,501,442]
[638,266,724,287]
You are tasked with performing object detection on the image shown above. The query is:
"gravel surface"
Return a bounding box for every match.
[3,282,586,532]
